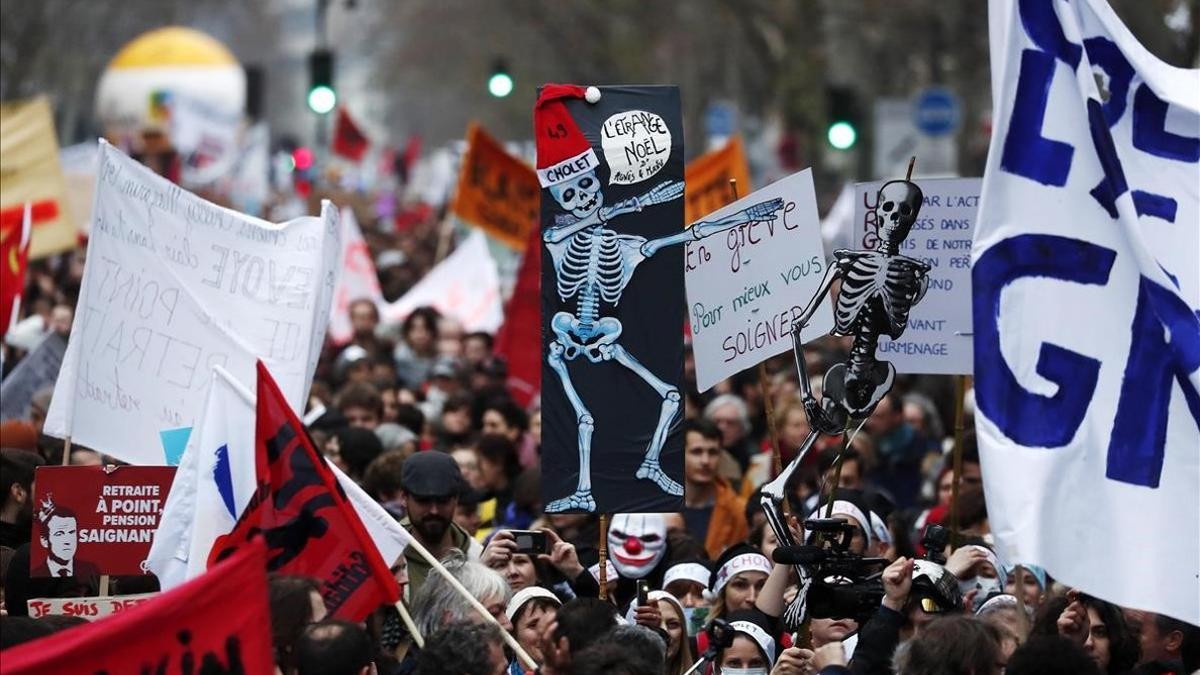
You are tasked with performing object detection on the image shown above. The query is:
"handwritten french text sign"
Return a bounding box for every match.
[686,169,834,392]
[43,141,340,465]
[853,177,979,375]
[28,593,156,619]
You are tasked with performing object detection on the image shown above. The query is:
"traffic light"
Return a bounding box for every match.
[488,58,513,98]
[308,49,336,114]
[826,86,860,150]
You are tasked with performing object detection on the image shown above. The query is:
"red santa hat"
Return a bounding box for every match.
[534,84,602,188]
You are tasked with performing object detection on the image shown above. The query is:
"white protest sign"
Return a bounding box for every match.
[44,141,340,466]
[380,230,502,332]
[601,110,671,185]
[686,169,834,391]
[329,209,383,345]
[28,593,156,619]
[852,177,979,375]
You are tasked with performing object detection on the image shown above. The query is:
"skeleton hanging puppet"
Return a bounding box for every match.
[536,84,784,513]
[759,170,931,629]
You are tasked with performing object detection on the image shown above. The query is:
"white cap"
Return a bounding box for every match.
[712,553,772,596]
[663,562,711,589]
[505,586,561,621]
[730,620,776,665]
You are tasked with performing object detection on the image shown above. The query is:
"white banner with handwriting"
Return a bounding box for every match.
[44,141,340,465]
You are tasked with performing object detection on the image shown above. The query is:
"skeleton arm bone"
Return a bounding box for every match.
[599,180,685,222]
[543,212,602,244]
[639,198,786,257]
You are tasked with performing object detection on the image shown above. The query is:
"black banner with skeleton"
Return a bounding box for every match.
[535,85,687,514]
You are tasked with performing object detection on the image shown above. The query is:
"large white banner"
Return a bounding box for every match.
[44,141,340,466]
[380,230,502,332]
[854,178,979,375]
[976,0,1199,622]
[684,170,833,391]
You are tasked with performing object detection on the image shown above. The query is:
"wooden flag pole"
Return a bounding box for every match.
[598,514,609,602]
[395,599,424,649]
[98,575,110,597]
[947,374,968,551]
[404,534,538,670]
[61,437,72,466]
[434,212,456,263]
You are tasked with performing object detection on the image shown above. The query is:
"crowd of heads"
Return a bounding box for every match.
[0,199,1197,674]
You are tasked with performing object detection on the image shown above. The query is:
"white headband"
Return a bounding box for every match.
[964,545,1008,587]
[624,590,686,626]
[505,586,561,621]
[869,511,891,546]
[811,500,873,544]
[663,562,711,589]
[713,553,772,595]
[729,620,776,665]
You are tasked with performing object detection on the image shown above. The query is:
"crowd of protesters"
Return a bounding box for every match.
[1,192,1198,675]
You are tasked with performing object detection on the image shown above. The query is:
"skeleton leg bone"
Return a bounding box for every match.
[545,341,597,513]
[607,344,684,497]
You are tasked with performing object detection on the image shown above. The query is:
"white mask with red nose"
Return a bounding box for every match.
[609,513,667,579]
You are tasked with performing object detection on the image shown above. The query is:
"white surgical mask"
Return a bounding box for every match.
[722,668,768,675]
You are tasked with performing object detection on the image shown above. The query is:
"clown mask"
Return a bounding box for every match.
[609,513,666,579]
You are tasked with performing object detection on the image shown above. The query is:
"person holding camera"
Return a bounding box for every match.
[481,528,599,601]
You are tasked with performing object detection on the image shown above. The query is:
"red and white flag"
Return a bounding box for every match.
[208,362,399,621]
[495,224,542,406]
[329,209,383,345]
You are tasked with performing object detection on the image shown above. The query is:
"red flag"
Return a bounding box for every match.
[332,107,369,162]
[1,538,274,675]
[208,361,399,621]
[0,202,33,336]
[495,224,542,407]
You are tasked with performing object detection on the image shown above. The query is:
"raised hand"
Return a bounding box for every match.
[538,529,585,580]
[882,556,914,612]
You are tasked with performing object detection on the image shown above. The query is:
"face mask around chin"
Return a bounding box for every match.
[722,668,768,675]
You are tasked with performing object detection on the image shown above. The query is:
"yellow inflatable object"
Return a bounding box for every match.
[108,26,238,69]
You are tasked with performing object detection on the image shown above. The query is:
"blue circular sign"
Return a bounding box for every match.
[913,87,961,137]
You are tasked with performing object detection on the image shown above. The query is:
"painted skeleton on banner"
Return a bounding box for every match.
[760,176,931,629]
[537,85,784,513]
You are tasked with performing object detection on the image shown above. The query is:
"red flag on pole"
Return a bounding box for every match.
[0,538,275,675]
[0,202,33,336]
[208,361,399,621]
[332,107,369,162]
[494,224,542,407]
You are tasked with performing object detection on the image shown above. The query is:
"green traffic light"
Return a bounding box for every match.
[827,121,857,150]
[308,85,337,114]
[488,72,513,98]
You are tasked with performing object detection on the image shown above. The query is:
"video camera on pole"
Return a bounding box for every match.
[771,518,887,625]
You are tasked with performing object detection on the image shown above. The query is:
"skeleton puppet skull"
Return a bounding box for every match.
[874,180,923,248]
[549,170,604,220]
[609,513,667,579]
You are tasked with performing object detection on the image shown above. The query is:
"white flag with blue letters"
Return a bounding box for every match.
[975,0,1199,623]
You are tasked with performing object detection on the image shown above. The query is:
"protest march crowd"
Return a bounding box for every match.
[1,1,1198,675]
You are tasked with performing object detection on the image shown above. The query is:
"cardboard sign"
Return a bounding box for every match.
[852,177,979,375]
[31,465,176,577]
[28,593,156,619]
[452,123,540,250]
[0,331,67,421]
[686,170,834,391]
[685,136,753,225]
[0,97,74,258]
[43,141,340,466]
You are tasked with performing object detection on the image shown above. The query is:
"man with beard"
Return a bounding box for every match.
[400,451,483,596]
[0,449,43,549]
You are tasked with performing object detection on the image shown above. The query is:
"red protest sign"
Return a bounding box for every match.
[208,361,399,621]
[31,465,176,577]
[1,538,274,675]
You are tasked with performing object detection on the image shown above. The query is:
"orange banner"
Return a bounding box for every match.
[684,136,752,225]
[0,97,73,258]
[451,122,539,250]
